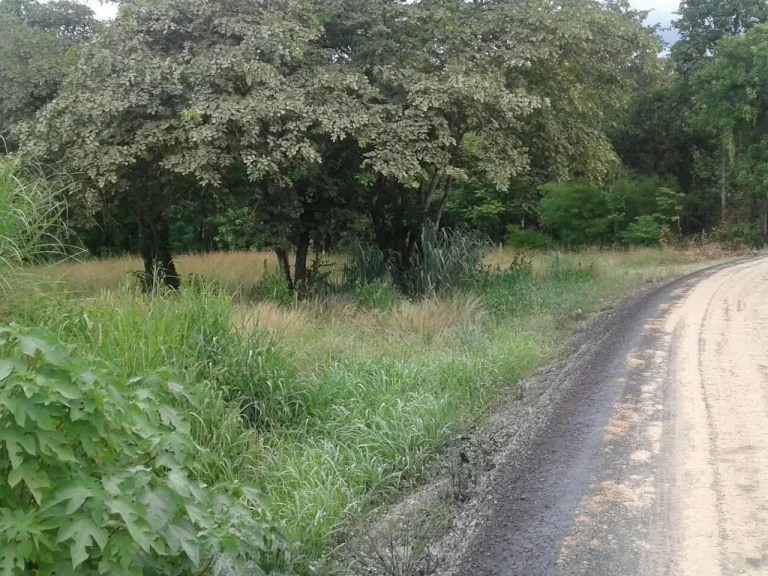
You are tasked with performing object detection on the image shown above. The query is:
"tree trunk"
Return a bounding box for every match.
[293,231,311,288]
[721,128,728,220]
[763,199,768,244]
[138,214,180,291]
[435,176,454,229]
[420,169,442,228]
[275,247,293,290]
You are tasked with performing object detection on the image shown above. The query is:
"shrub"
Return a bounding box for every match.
[505,226,552,249]
[539,182,611,245]
[607,177,683,241]
[0,324,282,575]
[624,215,662,246]
[715,221,762,247]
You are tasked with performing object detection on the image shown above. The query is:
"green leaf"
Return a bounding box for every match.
[45,484,95,515]
[185,503,213,530]
[0,544,23,576]
[8,461,50,504]
[166,521,200,566]
[141,487,175,531]
[158,405,190,435]
[0,359,14,381]
[105,499,154,553]
[36,431,77,463]
[101,476,122,497]
[56,517,108,568]
[17,333,66,366]
[10,397,55,430]
[0,428,37,469]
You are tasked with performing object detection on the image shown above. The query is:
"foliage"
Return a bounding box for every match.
[19,0,663,276]
[691,24,768,237]
[504,226,552,250]
[715,221,762,247]
[0,0,100,150]
[606,176,684,240]
[539,182,611,246]
[673,0,768,74]
[0,323,281,575]
[624,215,662,246]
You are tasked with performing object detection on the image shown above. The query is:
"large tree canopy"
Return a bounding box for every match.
[0,0,101,150]
[32,0,768,288]
[673,0,768,74]
[23,0,659,285]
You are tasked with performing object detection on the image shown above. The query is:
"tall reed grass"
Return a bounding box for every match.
[0,158,67,282]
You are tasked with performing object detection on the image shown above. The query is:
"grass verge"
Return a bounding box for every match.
[9,247,734,573]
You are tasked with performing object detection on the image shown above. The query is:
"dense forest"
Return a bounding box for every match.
[4,0,767,290]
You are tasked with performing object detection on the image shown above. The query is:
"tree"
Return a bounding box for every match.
[320,0,657,274]
[673,0,768,75]
[0,0,101,151]
[692,24,768,239]
[26,0,372,288]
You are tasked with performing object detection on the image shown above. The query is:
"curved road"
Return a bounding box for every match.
[454,258,768,575]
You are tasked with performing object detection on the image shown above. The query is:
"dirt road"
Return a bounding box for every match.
[450,258,768,575]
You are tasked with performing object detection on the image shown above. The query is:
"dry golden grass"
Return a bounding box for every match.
[379,293,484,343]
[30,245,741,300]
[232,293,487,366]
[32,251,283,295]
[232,302,312,337]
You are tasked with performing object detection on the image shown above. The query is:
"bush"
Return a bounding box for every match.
[0,324,282,575]
[624,215,662,246]
[539,182,611,245]
[607,176,683,241]
[505,226,552,249]
[715,221,762,247]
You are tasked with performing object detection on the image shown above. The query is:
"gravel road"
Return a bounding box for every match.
[451,258,768,576]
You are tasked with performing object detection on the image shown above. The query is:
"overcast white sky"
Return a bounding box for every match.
[84,0,681,44]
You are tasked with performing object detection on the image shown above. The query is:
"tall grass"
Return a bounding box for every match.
[406,225,486,295]
[12,245,732,572]
[0,158,67,287]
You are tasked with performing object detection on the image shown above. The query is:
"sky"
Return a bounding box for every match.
[632,0,680,45]
[83,0,681,45]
